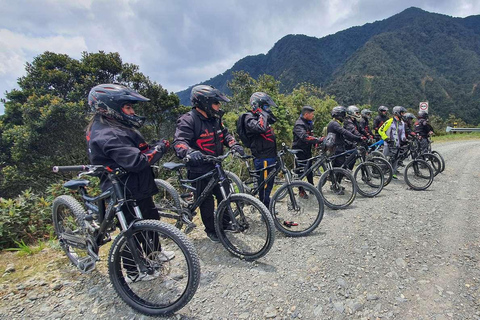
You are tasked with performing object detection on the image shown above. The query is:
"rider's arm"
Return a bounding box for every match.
[101,131,151,173]
[245,112,269,134]
[333,121,363,142]
[293,122,319,144]
[220,121,239,148]
[378,118,392,140]
[173,114,197,159]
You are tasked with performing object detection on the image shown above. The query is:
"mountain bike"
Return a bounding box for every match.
[52,165,200,316]
[332,144,385,197]
[239,144,325,236]
[155,151,275,261]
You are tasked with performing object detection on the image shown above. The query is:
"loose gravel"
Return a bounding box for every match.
[1,139,480,320]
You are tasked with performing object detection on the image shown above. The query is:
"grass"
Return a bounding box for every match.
[433,132,480,142]
[4,240,46,256]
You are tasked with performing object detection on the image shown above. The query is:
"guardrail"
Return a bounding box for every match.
[446,126,480,133]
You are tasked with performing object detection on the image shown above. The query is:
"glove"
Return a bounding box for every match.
[153,139,170,153]
[231,144,245,156]
[360,136,367,141]
[187,150,204,166]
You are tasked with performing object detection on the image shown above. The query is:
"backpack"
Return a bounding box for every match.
[321,132,336,155]
[236,113,252,148]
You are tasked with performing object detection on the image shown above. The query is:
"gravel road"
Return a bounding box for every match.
[1,139,480,320]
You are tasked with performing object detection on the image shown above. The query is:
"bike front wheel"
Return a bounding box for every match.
[418,153,442,176]
[317,167,357,210]
[354,162,384,197]
[215,193,275,261]
[109,220,200,317]
[270,181,324,237]
[404,159,434,190]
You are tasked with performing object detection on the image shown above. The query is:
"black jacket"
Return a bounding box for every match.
[327,119,363,152]
[373,114,389,136]
[292,116,320,158]
[343,118,366,150]
[244,110,277,159]
[414,119,434,138]
[87,115,164,200]
[359,117,373,137]
[174,109,237,173]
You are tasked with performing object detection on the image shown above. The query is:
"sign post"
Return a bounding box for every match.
[419,102,429,113]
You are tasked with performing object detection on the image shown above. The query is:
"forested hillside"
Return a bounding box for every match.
[177,7,480,125]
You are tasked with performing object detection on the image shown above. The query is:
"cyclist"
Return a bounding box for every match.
[359,108,375,141]
[415,110,434,153]
[173,85,245,242]
[378,106,407,178]
[403,112,417,139]
[86,83,174,279]
[373,106,389,141]
[327,106,365,194]
[343,105,369,170]
[241,92,278,208]
[292,105,324,198]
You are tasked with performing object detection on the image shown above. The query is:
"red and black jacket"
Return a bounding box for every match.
[344,118,366,150]
[292,116,320,159]
[244,110,277,159]
[86,114,165,200]
[174,109,237,173]
[373,114,389,138]
[414,119,434,138]
[359,117,373,138]
[327,119,363,153]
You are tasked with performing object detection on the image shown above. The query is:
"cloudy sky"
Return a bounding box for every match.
[1,0,479,114]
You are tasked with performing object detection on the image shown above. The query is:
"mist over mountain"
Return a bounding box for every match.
[177,7,480,124]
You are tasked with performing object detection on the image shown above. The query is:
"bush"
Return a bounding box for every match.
[0,189,54,249]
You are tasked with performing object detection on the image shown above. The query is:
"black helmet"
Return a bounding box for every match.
[190,85,230,118]
[378,106,388,112]
[250,92,278,112]
[331,106,346,121]
[88,83,149,128]
[302,105,315,114]
[403,113,415,122]
[361,109,372,118]
[418,110,428,119]
[346,105,361,120]
[393,106,407,118]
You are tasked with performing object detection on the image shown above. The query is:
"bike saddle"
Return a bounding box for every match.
[63,180,90,190]
[162,162,185,170]
[287,149,304,155]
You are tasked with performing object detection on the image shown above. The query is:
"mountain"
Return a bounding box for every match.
[177,7,480,125]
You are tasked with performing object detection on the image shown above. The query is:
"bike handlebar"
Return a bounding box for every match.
[53,165,90,173]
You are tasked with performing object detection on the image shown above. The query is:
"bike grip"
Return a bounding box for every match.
[53,165,88,173]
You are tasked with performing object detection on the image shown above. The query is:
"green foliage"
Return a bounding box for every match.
[0,189,53,249]
[0,51,179,198]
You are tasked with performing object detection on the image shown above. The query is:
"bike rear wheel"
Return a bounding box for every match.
[153,179,184,228]
[368,156,393,186]
[270,181,324,237]
[354,162,384,197]
[317,167,356,210]
[52,195,93,271]
[404,159,434,190]
[226,170,245,193]
[418,153,442,176]
[431,150,445,173]
[109,220,200,316]
[215,193,275,261]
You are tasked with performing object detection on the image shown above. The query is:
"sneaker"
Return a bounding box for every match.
[125,271,160,284]
[160,250,175,262]
[392,174,398,180]
[222,223,239,233]
[206,232,220,242]
[298,190,309,199]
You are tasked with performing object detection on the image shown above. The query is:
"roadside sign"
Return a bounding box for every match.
[419,102,429,112]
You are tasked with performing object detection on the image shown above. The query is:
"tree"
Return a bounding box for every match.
[0,51,179,198]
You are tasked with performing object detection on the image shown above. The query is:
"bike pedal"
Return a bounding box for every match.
[184,223,196,234]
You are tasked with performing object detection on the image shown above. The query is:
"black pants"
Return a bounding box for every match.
[188,171,230,234]
[121,197,161,277]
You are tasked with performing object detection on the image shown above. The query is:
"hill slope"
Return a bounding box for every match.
[177,7,480,124]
